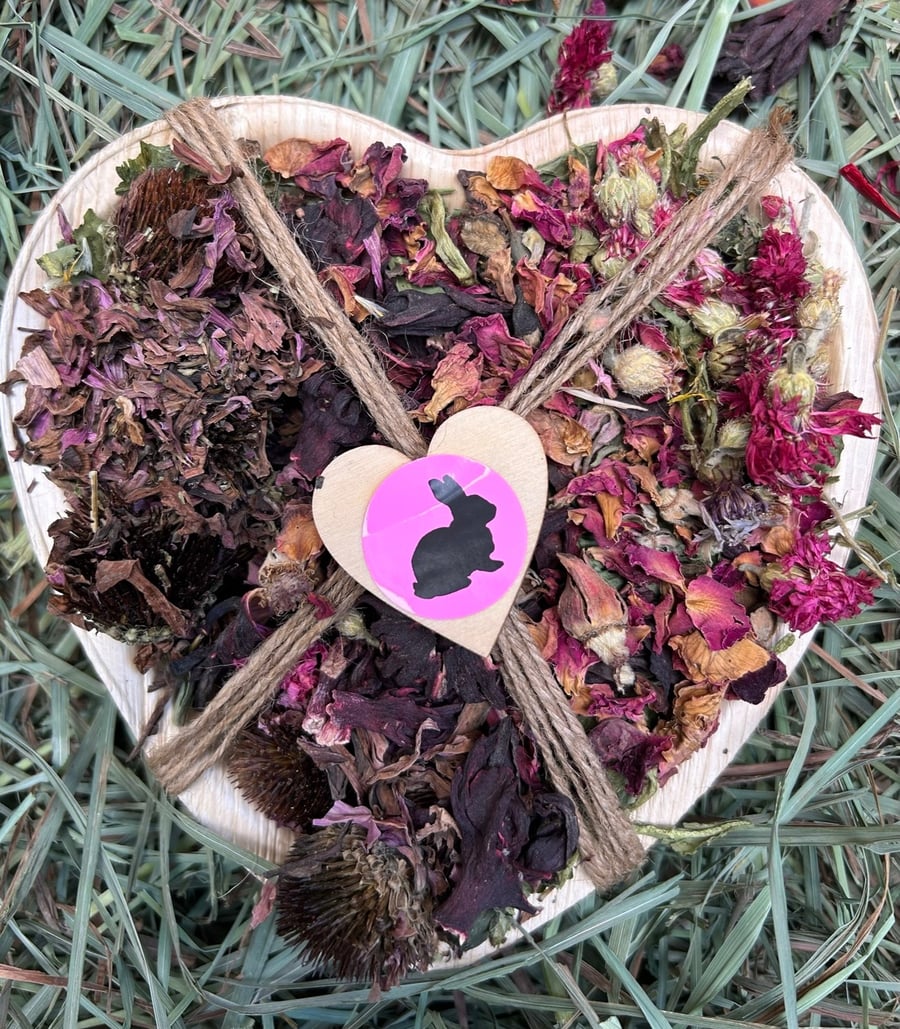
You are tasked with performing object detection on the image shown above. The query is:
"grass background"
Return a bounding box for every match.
[1,1,898,1026]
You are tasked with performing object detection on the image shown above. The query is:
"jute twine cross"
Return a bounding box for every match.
[149,98,793,890]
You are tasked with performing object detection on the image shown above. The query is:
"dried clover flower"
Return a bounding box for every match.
[547,0,615,114]
[604,344,678,397]
[276,825,439,988]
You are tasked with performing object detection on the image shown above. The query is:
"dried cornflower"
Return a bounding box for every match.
[591,61,619,101]
[276,825,439,988]
[796,275,841,375]
[703,482,765,531]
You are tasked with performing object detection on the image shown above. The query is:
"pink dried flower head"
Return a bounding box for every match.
[766,534,880,633]
[731,370,879,496]
[547,1,615,114]
[747,224,811,310]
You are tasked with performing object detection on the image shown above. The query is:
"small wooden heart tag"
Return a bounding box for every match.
[312,407,547,655]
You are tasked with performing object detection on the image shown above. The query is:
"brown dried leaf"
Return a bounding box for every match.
[527,408,593,467]
[419,344,485,423]
[669,630,771,686]
[264,137,318,178]
[485,155,536,191]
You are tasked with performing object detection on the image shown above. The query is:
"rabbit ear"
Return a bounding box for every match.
[429,475,464,504]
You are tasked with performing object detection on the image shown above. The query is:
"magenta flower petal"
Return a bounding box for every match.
[685,574,751,650]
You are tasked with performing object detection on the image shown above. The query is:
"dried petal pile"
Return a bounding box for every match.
[3,118,879,986]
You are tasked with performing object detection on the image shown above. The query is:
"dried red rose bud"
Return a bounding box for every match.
[557,553,632,687]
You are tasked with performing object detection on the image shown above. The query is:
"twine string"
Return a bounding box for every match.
[148,98,794,889]
[165,101,427,462]
[503,108,794,416]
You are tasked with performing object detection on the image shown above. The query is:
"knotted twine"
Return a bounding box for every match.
[149,98,793,889]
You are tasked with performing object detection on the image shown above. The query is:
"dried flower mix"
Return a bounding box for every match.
[3,112,880,987]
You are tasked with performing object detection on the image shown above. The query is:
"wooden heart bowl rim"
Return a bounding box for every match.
[0,97,881,961]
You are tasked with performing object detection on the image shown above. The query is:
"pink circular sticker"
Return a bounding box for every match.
[362,454,528,620]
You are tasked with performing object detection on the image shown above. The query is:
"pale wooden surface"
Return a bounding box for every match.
[313,406,548,656]
[0,98,881,957]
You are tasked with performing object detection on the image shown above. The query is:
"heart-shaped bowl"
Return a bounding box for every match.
[0,96,881,962]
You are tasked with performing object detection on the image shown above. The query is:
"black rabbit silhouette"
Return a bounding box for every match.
[411,474,504,599]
